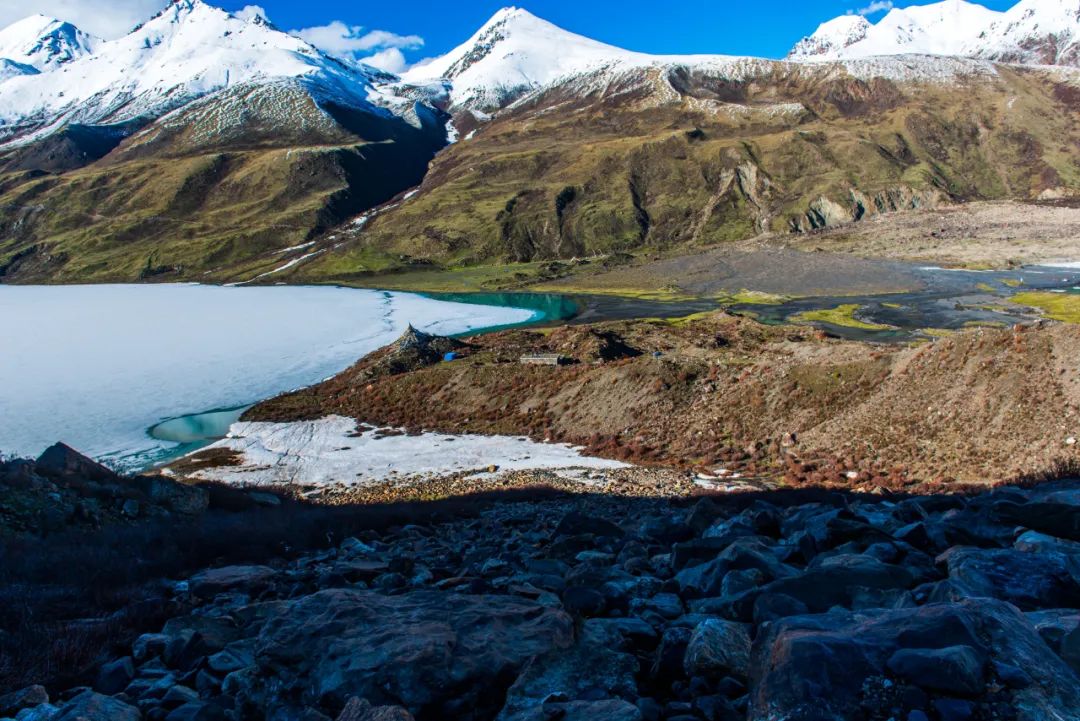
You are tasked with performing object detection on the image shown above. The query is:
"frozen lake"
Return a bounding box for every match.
[0,284,536,468]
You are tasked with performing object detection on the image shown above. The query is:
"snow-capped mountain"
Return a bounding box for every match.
[0,58,38,83]
[788,16,872,60]
[402,4,1037,115]
[970,0,1079,65]
[402,7,645,111]
[789,0,1005,60]
[0,0,408,148]
[0,14,99,71]
[789,0,1079,66]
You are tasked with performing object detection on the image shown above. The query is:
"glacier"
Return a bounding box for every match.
[0,284,536,467]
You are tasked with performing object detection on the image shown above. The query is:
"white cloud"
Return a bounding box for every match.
[233,4,268,23]
[361,47,408,74]
[290,20,424,70]
[0,0,168,39]
[849,1,894,16]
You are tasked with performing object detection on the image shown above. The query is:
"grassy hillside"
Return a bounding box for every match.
[0,64,1076,285]
[299,65,1079,286]
[0,84,446,283]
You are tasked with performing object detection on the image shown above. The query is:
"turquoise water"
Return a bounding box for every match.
[144,291,562,467]
[148,405,251,452]
[421,292,580,334]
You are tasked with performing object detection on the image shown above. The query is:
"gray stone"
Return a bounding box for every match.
[14,704,59,721]
[502,700,642,721]
[51,692,140,721]
[134,476,209,515]
[938,546,1080,610]
[684,619,751,679]
[886,645,986,696]
[188,565,277,598]
[497,620,638,721]
[336,698,415,721]
[932,698,975,721]
[255,588,573,716]
[93,656,134,695]
[133,633,169,661]
[750,599,1080,721]
[0,686,48,718]
[164,702,228,721]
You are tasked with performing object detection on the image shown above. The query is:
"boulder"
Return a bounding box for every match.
[728,554,914,619]
[1062,625,1080,674]
[937,547,1080,610]
[994,499,1080,542]
[562,586,607,617]
[675,538,792,598]
[684,619,752,680]
[498,620,638,720]
[164,701,229,721]
[14,704,60,721]
[133,632,169,662]
[51,691,140,721]
[932,698,976,721]
[188,565,277,599]
[503,699,642,721]
[133,475,209,515]
[0,685,48,717]
[749,599,1080,721]
[254,589,573,717]
[555,512,624,538]
[337,698,415,721]
[886,645,986,696]
[35,443,116,482]
[93,655,134,695]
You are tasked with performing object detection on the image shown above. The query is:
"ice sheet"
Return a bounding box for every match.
[0,284,535,467]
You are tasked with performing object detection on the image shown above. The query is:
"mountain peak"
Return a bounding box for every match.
[788,0,1077,65]
[788,15,871,59]
[0,13,99,71]
[402,6,636,110]
[789,0,1006,60]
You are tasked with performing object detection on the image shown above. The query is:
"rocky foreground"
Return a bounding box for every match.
[3,474,1080,721]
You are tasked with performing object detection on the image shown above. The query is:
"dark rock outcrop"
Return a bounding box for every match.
[10,479,1080,721]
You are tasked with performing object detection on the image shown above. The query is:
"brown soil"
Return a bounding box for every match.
[784,200,1080,268]
[534,246,927,298]
[247,313,1080,489]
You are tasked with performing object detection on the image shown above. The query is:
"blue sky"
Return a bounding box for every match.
[219,0,1017,62]
[6,0,1019,68]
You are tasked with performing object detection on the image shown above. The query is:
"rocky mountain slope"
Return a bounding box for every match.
[0,2,1078,284]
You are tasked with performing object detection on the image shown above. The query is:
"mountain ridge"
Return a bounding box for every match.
[0,1,1077,285]
[789,0,1079,66]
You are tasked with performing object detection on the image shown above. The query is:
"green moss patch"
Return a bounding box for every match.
[790,304,896,331]
[1010,292,1080,323]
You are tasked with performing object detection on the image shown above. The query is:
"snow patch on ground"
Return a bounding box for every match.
[187,416,630,486]
[0,284,536,467]
[1037,261,1080,269]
